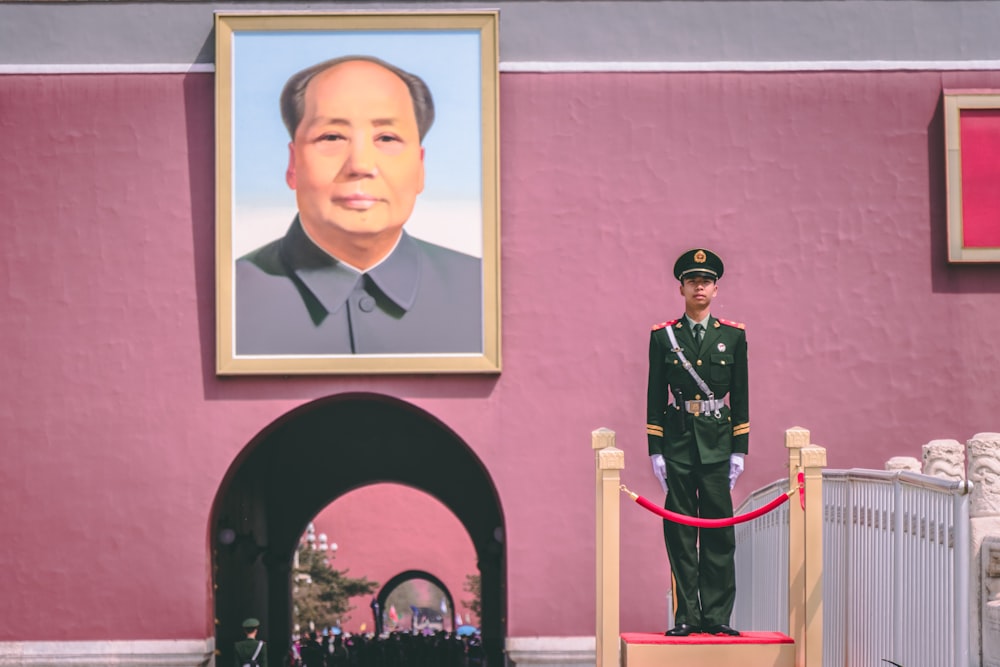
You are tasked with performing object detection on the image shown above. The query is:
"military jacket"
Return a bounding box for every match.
[646,315,749,465]
[233,638,267,667]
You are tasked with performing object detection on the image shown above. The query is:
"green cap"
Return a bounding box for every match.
[242,618,260,629]
[673,248,724,282]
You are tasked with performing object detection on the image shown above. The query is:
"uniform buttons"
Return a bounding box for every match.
[695,394,702,400]
[720,360,726,365]
[359,296,376,313]
[696,359,702,366]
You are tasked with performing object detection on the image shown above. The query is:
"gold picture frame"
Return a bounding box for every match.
[943,89,1000,263]
[215,11,500,374]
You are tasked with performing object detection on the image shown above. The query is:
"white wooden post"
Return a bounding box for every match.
[593,427,622,667]
[800,444,827,667]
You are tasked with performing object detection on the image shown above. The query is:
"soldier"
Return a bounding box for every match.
[646,248,749,637]
[233,617,268,667]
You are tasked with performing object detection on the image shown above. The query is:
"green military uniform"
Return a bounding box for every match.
[233,618,268,667]
[646,249,749,632]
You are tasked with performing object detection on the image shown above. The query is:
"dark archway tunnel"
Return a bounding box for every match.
[211,393,506,666]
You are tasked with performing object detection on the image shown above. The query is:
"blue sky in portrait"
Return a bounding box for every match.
[230,29,484,257]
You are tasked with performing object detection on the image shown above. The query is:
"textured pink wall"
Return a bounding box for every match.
[1,69,999,642]
[310,485,478,632]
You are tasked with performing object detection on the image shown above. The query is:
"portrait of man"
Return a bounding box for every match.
[214,13,500,373]
[235,55,481,355]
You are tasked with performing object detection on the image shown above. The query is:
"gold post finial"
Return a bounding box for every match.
[619,485,638,501]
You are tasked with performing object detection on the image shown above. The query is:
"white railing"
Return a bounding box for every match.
[734,470,971,667]
[734,478,791,634]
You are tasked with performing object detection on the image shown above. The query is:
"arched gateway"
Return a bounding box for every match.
[210,393,507,666]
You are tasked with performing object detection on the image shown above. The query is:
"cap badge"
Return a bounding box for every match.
[717,343,726,352]
[694,250,707,263]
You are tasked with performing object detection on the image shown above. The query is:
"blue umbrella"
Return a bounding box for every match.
[456,625,478,636]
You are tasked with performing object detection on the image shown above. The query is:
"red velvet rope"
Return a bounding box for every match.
[623,484,798,528]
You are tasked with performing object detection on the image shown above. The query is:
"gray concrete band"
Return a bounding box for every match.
[2,1,1000,66]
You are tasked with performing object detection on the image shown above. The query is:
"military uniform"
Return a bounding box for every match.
[645,248,749,633]
[233,618,268,667]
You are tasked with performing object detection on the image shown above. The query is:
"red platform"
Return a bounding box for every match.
[621,631,796,667]
[622,631,794,645]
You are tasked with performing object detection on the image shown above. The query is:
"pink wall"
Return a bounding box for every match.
[310,484,478,632]
[2,69,999,642]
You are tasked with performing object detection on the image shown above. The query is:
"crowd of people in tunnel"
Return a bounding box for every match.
[288,629,484,667]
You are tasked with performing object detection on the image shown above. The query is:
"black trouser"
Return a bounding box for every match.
[662,457,736,628]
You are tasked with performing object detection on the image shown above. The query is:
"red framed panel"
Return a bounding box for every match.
[944,90,1000,263]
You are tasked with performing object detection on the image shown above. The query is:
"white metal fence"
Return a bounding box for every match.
[734,470,971,667]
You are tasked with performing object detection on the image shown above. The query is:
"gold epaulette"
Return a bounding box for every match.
[652,319,680,331]
[718,318,746,330]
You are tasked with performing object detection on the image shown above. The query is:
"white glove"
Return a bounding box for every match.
[729,453,745,489]
[650,454,668,494]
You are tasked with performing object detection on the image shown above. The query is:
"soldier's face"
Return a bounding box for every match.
[286,60,426,246]
[680,276,717,309]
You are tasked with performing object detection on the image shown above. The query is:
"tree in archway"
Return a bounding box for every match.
[293,544,378,630]
[461,573,481,625]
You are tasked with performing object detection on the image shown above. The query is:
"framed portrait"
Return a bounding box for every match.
[943,89,1000,263]
[214,11,500,374]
